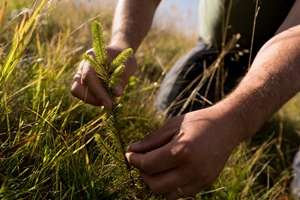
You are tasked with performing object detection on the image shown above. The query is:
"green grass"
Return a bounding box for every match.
[1,0,300,199]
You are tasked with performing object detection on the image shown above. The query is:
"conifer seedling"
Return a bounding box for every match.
[83,21,133,95]
[83,21,136,190]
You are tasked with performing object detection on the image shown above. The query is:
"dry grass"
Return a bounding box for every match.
[0,0,299,199]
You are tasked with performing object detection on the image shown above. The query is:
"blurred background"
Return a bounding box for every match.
[75,0,199,38]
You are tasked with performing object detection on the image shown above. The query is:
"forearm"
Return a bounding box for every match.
[109,0,161,51]
[218,25,300,140]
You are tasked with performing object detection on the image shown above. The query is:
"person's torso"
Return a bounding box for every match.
[199,0,296,51]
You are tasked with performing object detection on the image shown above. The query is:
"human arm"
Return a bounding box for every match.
[126,16,300,200]
[224,0,300,135]
[110,0,161,51]
[71,0,161,108]
[219,25,300,138]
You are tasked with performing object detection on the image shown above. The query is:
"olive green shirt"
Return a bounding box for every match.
[199,0,295,51]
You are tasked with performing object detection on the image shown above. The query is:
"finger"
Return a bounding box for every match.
[128,128,176,153]
[141,167,193,194]
[128,117,182,153]
[167,184,201,200]
[113,57,137,96]
[71,77,102,106]
[126,141,178,175]
[80,60,113,109]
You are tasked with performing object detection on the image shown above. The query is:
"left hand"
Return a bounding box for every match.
[71,46,137,109]
[126,107,244,199]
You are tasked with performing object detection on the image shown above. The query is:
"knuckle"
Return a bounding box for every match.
[139,158,155,175]
[80,61,94,76]
[171,142,192,162]
[139,157,150,172]
[82,70,95,84]
[81,72,88,82]
[85,68,94,78]
[70,83,79,96]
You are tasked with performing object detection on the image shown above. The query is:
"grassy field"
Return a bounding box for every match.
[1,1,300,199]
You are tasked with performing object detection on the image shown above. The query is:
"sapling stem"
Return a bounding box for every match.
[84,21,136,191]
[110,107,136,188]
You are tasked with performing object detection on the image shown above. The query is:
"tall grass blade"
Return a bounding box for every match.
[0,0,48,88]
[0,1,7,28]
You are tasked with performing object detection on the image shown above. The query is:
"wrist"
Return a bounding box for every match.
[109,33,135,52]
[193,105,246,153]
[109,41,131,52]
[212,99,257,144]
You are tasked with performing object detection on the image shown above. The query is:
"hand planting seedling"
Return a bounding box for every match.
[83,21,136,189]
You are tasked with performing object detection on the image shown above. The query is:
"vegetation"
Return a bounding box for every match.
[83,21,136,193]
[0,0,300,199]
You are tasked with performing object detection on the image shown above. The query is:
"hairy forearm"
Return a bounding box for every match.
[218,25,300,140]
[109,0,161,51]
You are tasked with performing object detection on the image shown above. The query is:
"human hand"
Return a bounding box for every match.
[126,107,244,199]
[71,46,137,109]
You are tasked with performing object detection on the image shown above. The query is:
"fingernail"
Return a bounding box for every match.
[125,152,133,162]
[102,100,113,110]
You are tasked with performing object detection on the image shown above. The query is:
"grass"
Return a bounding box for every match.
[0,0,300,199]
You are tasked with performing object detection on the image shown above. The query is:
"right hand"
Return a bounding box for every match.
[71,46,137,109]
[125,107,243,199]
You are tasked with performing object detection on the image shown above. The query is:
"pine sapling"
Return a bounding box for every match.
[84,21,136,189]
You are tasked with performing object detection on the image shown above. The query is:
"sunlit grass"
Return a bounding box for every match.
[0,0,299,199]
